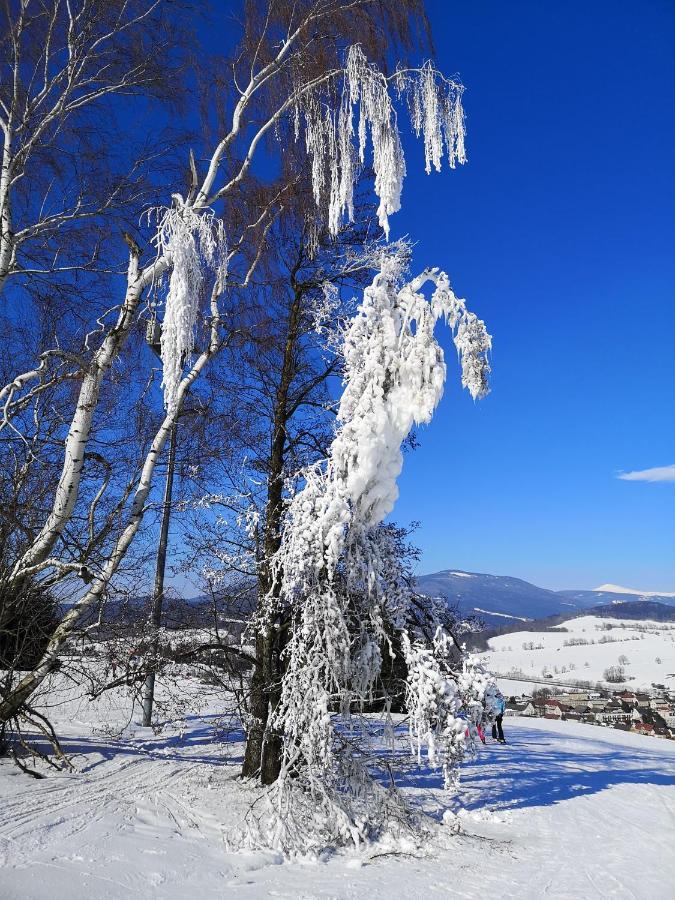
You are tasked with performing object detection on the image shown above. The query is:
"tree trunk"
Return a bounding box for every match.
[142,419,178,727]
[0,131,14,296]
[241,627,282,783]
[10,243,144,582]
[241,280,303,782]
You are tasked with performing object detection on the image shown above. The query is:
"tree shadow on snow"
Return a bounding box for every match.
[35,714,245,772]
[411,726,675,813]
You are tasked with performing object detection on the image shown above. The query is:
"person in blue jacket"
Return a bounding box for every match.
[492,692,506,743]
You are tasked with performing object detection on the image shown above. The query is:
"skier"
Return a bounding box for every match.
[492,691,506,743]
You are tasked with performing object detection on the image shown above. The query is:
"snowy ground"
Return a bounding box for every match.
[2,681,675,899]
[482,616,675,689]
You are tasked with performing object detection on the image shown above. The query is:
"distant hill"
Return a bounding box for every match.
[75,584,256,634]
[558,588,675,609]
[592,583,675,599]
[414,570,594,623]
[464,600,675,652]
[415,570,675,626]
[587,600,675,622]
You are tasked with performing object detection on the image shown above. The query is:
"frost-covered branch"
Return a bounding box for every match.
[297,45,466,238]
[151,199,226,411]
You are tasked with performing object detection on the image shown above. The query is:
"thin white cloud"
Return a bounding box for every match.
[617,464,675,483]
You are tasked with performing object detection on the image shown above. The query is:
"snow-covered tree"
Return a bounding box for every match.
[244,250,491,852]
[604,665,626,683]
[0,14,495,861]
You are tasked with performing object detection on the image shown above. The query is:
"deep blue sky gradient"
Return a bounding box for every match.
[385,0,675,590]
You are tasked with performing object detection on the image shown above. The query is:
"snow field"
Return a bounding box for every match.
[483,616,675,689]
[1,678,675,898]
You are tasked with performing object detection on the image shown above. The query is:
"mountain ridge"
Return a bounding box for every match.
[415,569,675,625]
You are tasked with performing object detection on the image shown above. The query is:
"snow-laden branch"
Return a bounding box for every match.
[402,630,490,789]
[203,43,465,240]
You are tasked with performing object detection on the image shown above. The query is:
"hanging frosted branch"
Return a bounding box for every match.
[297,46,467,239]
[152,198,226,412]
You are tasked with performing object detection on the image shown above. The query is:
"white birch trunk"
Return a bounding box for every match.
[0,130,14,293]
[10,245,144,581]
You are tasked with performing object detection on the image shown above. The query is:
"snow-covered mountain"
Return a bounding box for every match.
[593,583,675,598]
[415,569,675,624]
[558,587,675,610]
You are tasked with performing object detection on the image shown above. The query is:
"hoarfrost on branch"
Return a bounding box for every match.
[298,46,467,240]
[153,41,467,410]
[152,198,226,412]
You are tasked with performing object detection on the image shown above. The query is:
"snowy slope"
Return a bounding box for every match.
[483,616,675,688]
[2,681,675,898]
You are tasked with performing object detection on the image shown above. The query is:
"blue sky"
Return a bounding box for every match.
[386,0,675,590]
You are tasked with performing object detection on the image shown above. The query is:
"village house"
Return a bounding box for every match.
[615,690,637,706]
[511,701,537,717]
[633,722,655,736]
[557,692,593,711]
[543,699,564,719]
[596,709,632,726]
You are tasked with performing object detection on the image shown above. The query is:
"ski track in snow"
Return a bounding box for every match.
[2,707,675,898]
